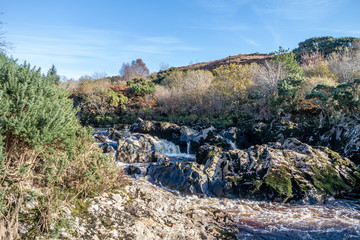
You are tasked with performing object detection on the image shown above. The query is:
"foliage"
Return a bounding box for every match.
[305,79,360,115]
[127,78,155,96]
[47,64,61,85]
[297,77,337,100]
[301,53,336,80]
[212,63,253,101]
[0,54,121,238]
[272,48,305,106]
[294,36,359,57]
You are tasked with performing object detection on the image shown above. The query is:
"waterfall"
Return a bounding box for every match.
[186,141,191,154]
[152,138,181,155]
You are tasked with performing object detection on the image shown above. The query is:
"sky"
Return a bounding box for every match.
[1,0,360,79]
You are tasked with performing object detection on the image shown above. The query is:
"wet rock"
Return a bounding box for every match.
[130,118,183,142]
[148,138,360,204]
[124,165,142,175]
[93,132,108,143]
[101,142,116,154]
[147,162,208,195]
[115,132,174,163]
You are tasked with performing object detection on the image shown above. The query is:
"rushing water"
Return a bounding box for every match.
[95,128,360,239]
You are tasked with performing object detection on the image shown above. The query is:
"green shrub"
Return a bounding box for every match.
[272,48,305,107]
[0,54,121,238]
[127,78,155,96]
[306,91,329,101]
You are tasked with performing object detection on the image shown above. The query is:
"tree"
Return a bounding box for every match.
[92,71,107,80]
[249,60,288,100]
[47,64,60,85]
[272,48,305,107]
[294,36,359,58]
[119,59,150,81]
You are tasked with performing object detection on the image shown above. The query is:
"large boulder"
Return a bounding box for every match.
[129,118,183,142]
[147,138,360,204]
[147,162,208,195]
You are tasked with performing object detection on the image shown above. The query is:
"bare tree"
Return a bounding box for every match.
[119,59,150,81]
[159,62,170,71]
[328,48,360,83]
[92,71,107,80]
[0,14,12,53]
[249,60,288,99]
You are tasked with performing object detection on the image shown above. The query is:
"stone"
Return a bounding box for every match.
[147,138,360,204]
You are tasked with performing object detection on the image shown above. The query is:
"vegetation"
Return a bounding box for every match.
[294,36,359,57]
[0,54,122,238]
[59,36,360,128]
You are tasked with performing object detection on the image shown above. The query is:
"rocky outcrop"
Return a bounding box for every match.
[147,138,360,204]
[236,119,360,164]
[129,118,184,142]
[130,118,239,153]
[319,119,360,164]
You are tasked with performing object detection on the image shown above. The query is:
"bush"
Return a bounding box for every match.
[298,77,337,99]
[79,88,128,119]
[0,54,121,238]
[212,63,253,101]
[127,78,155,96]
[305,79,360,117]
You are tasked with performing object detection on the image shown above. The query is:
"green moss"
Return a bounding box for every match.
[319,147,353,166]
[251,180,263,193]
[72,198,92,220]
[264,166,293,199]
[311,165,350,195]
[226,176,243,185]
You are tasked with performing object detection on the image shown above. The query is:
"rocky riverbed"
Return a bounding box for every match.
[86,118,360,239]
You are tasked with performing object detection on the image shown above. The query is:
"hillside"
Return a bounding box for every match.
[177,53,272,71]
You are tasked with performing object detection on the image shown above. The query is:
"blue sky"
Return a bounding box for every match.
[1,0,360,79]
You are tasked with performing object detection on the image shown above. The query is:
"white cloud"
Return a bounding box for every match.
[244,38,259,47]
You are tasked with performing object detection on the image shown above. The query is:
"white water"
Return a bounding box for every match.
[187,141,191,154]
[152,138,181,155]
[226,138,238,150]
[152,137,195,160]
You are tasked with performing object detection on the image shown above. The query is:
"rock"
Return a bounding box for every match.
[115,132,173,163]
[101,142,116,154]
[124,165,142,175]
[93,132,108,143]
[319,119,360,164]
[148,138,360,204]
[71,176,239,240]
[130,118,182,142]
[147,162,208,195]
